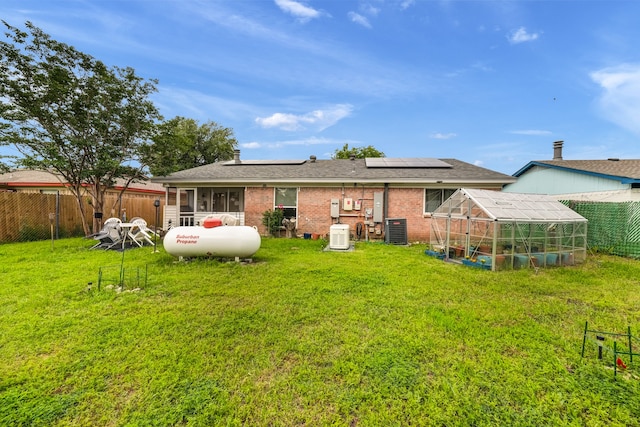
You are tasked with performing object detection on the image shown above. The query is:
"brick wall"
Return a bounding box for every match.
[244,185,432,242]
[297,186,380,239]
[387,187,430,241]
[244,187,273,233]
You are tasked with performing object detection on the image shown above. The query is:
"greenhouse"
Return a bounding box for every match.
[427,188,588,271]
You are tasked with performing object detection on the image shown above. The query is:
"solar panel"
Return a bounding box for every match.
[365,158,452,168]
[223,160,306,166]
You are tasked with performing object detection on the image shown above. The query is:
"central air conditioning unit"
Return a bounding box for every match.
[329,224,350,250]
[385,218,407,245]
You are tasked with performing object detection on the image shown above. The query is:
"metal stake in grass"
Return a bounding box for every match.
[596,335,605,360]
[119,245,126,289]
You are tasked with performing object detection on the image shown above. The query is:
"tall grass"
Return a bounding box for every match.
[0,237,639,426]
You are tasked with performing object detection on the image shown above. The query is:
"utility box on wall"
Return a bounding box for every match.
[343,198,353,211]
[385,218,407,245]
[330,199,340,218]
[373,192,383,223]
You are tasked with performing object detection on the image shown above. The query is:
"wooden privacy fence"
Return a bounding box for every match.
[0,192,163,244]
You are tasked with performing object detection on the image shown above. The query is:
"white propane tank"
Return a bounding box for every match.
[163,225,261,258]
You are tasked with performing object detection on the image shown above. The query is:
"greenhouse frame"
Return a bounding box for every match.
[427,188,588,271]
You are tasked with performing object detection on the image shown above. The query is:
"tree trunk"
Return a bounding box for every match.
[91,185,108,234]
[71,188,91,236]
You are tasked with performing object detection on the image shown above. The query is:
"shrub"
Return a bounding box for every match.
[261,208,284,236]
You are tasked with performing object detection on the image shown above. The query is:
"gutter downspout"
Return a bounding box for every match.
[383,183,389,221]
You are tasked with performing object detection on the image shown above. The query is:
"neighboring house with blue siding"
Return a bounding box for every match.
[503,141,640,202]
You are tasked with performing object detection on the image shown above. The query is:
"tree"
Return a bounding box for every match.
[0,156,10,173]
[141,116,237,176]
[0,21,161,235]
[332,143,385,159]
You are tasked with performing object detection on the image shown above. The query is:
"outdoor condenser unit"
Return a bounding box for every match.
[329,224,350,250]
[384,218,407,245]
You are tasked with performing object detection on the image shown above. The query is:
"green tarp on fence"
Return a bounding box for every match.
[563,200,640,258]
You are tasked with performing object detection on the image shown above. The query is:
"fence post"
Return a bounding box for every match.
[581,321,588,357]
[614,341,618,379]
[49,213,55,249]
[55,191,60,239]
[629,326,633,364]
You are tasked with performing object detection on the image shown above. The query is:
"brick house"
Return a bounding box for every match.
[153,151,515,242]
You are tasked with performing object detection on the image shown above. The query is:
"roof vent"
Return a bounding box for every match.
[553,140,563,160]
[309,155,316,163]
[607,158,620,161]
[349,154,356,161]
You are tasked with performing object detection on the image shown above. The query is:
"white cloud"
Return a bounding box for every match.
[255,104,354,131]
[508,27,540,44]
[177,3,423,99]
[429,132,457,140]
[472,61,493,72]
[271,136,338,147]
[274,0,322,22]
[242,137,355,151]
[348,12,372,29]
[241,142,262,149]
[400,0,415,10]
[255,113,301,131]
[509,130,552,136]
[591,63,640,135]
[153,87,258,122]
[360,4,380,16]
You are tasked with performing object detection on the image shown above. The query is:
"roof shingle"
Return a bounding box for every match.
[154,157,516,185]
[533,159,640,180]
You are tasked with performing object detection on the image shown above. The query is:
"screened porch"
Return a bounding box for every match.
[162,187,245,229]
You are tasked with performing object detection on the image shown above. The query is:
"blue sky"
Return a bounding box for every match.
[2,0,640,175]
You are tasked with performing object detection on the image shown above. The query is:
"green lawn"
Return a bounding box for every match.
[1,237,639,426]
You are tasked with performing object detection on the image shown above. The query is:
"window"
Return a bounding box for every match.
[275,187,297,219]
[208,188,244,212]
[228,190,241,212]
[167,187,177,205]
[424,189,456,213]
[179,189,195,212]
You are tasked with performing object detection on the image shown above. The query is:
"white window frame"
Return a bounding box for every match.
[274,187,298,219]
[424,188,456,213]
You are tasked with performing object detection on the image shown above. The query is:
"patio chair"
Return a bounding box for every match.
[89,217,123,250]
[130,218,157,246]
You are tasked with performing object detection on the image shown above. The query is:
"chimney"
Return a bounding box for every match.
[553,141,563,160]
[309,155,316,163]
[233,149,241,164]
